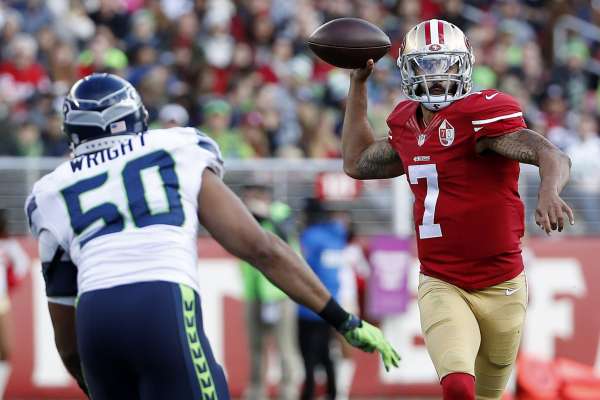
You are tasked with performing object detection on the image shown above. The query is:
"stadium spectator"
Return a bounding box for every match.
[41,112,69,157]
[550,40,592,111]
[47,41,78,93]
[0,0,598,159]
[157,103,190,129]
[89,0,131,40]
[566,114,600,233]
[333,214,361,400]
[201,98,255,159]
[15,123,43,157]
[0,33,49,107]
[18,0,53,36]
[298,198,348,400]
[0,209,30,396]
[240,111,271,157]
[495,0,536,45]
[77,27,128,77]
[0,0,599,233]
[438,0,470,31]
[240,183,298,400]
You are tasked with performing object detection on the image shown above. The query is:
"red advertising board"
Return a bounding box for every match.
[4,237,600,398]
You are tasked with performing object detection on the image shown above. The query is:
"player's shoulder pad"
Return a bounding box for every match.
[24,193,39,237]
[146,126,202,146]
[462,89,523,116]
[387,99,419,127]
[146,127,225,178]
[193,128,223,159]
[194,128,224,179]
[25,179,50,238]
[462,90,526,137]
[25,181,48,238]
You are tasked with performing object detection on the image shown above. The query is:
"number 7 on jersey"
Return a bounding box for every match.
[408,164,442,239]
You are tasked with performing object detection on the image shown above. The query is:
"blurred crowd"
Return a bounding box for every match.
[1,0,600,210]
[0,0,599,158]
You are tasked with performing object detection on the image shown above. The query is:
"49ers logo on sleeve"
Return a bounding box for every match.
[438,119,455,146]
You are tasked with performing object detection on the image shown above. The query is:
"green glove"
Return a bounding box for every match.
[340,315,401,371]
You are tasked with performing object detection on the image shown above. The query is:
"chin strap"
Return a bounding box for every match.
[421,101,452,111]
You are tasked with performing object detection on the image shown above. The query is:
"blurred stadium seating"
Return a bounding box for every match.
[1,0,600,399]
[1,0,599,235]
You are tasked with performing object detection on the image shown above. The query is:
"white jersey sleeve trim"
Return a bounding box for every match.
[471,112,523,125]
[47,297,76,306]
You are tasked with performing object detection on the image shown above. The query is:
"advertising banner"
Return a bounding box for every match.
[366,235,412,318]
[3,237,600,398]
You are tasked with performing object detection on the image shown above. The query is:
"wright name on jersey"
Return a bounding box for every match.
[25,128,223,299]
[388,89,527,290]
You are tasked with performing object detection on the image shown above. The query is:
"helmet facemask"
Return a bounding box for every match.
[399,51,473,111]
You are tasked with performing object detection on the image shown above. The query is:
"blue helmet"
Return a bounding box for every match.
[63,73,148,154]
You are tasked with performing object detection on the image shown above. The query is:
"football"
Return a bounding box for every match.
[307,17,391,69]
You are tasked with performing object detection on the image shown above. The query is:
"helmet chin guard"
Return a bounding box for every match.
[421,98,452,111]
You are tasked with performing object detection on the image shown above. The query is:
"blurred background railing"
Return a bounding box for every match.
[1,157,597,237]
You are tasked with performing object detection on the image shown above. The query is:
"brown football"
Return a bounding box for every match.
[307,17,391,69]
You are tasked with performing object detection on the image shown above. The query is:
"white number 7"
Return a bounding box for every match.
[408,164,442,239]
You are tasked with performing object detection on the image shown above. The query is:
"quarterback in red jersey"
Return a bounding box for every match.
[341,19,573,400]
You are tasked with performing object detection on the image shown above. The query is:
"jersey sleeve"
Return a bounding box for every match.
[25,187,65,245]
[25,193,42,239]
[38,229,77,305]
[386,100,415,133]
[470,91,527,139]
[195,129,224,179]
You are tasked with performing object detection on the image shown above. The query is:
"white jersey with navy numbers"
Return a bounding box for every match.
[26,127,223,297]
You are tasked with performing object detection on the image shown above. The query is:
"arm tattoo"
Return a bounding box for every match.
[355,139,404,179]
[479,129,555,165]
[481,128,572,193]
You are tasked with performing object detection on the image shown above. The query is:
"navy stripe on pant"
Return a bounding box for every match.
[76,281,230,400]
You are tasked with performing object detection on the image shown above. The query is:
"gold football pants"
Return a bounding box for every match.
[418,272,527,400]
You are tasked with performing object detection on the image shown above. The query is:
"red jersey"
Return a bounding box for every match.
[387,89,526,290]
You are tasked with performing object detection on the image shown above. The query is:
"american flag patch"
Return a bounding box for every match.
[110,120,127,134]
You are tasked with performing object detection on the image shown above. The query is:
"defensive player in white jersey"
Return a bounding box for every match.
[25,74,400,399]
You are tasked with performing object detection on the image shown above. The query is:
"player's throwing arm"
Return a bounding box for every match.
[477,129,574,234]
